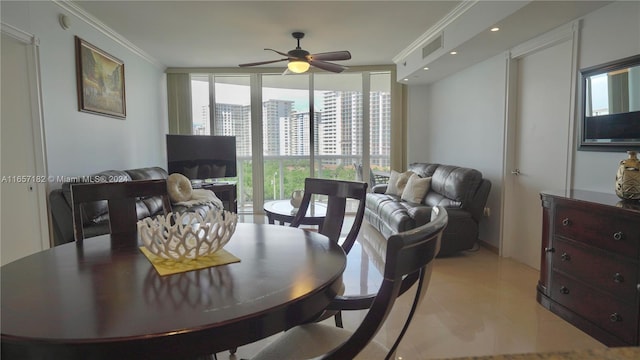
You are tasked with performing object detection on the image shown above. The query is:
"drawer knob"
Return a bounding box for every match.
[544,247,555,253]
[562,218,571,226]
[613,232,624,241]
[561,253,571,261]
[609,313,622,322]
[560,286,570,294]
[613,273,624,283]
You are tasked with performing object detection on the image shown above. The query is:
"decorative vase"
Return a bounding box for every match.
[615,151,640,201]
[290,190,304,209]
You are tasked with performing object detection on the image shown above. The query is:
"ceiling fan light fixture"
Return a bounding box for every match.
[240,32,349,73]
[288,60,310,73]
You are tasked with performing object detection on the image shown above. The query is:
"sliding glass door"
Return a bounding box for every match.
[314,73,363,181]
[191,75,253,211]
[188,71,392,214]
[370,72,391,171]
[262,74,311,201]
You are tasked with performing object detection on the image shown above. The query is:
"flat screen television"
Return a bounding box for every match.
[166,134,237,180]
[579,54,640,151]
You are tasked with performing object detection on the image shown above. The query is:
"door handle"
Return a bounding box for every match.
[511,169,520,175]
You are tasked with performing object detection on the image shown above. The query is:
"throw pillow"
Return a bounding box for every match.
[384,170,402,195]
[395,171,413,195]
[167,173,193,203]
[386,170,413,196]
[401,174,432,203]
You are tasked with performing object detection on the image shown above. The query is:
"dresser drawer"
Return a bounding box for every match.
[553,239,639,300]
[551,272,638,344]
[554,204,639,257]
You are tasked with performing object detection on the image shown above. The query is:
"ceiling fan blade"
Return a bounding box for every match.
[265,48,291,57]
[309,60,347,73]
[308,51,352,61]
[239,58,288,67]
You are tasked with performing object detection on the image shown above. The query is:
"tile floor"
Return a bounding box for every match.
[223,216,605,359]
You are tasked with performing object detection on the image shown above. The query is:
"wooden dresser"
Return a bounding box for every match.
[538,190,640,346]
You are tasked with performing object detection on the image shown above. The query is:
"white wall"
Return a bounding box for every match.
[1,1,167,181]
[405,1,640,253]
[573,1,640,192]
[407,53,507,248]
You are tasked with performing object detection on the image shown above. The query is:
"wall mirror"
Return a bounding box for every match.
[579,54,640,151]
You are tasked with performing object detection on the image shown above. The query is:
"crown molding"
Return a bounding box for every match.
[510,20,578,59]
[1,22,39,45]
[392,0,479,64]
[53,0,164,68]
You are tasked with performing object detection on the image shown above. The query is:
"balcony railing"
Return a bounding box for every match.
[233,155,389,214]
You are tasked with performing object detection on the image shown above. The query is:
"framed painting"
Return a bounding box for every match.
[75,36,126,118]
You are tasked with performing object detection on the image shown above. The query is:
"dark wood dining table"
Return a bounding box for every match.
[1,223,346,360]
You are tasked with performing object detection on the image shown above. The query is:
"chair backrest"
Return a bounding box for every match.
[353,163,364,182]
[290,178,368,253]
[323,206,447,360]
[354,162,383,188]
[71,179,171,247]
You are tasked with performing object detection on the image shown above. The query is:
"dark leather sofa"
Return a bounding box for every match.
[364,162,491,256]
[49,166,221,246]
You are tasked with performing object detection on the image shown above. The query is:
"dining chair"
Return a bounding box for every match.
[251,206,448,360]
[290,177,368,254]
[354,162,389,189]
[71,179,171,247]
[288,178,368,328]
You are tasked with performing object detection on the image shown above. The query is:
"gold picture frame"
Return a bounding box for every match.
[75,36,126,118]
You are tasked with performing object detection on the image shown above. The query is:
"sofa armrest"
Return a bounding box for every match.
[372,184,387,194]
[467,179,491,223]
[407,205,433,228]
[49,189,74,246]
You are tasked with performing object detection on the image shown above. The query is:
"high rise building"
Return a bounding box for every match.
[288,111,321,156]
[263,100,293,156]
[319,91,341,157]
[370,92,391,167]
[323,91,361,158]
[198,92,389,166]
[213,103,251,156]
[320,91,389,167]
[193,105,210,135]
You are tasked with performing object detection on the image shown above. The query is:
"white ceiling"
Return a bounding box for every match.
[71,1,612,84]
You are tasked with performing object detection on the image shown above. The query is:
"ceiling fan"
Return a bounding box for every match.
[239,32,351,74]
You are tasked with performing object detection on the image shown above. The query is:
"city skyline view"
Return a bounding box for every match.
[190,78,391,169]
[186,73,392,207]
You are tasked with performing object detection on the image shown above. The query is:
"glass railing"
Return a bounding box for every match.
[233,155,389,214]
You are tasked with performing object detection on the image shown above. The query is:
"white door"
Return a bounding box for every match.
[1,32,47,265]
[503,39,573,269]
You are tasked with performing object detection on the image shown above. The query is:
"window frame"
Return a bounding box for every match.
[167,66,404,214]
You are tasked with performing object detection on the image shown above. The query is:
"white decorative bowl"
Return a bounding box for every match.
[138,210,238,261]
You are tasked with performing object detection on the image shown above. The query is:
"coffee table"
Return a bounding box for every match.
[263,200,327,226]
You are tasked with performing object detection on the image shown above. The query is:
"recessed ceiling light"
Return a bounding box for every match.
[403,78,409,81]
[423,67,429,70]
[491,27,500,32]
[450,51,457,55]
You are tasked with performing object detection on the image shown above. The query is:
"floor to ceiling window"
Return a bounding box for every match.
[191,75,253,211]
[187,70,393,214]
[314,73,363,181]
[370,72,392,170]
[262,74,311,201]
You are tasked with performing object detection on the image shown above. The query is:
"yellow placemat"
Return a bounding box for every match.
[139,247,240,276]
